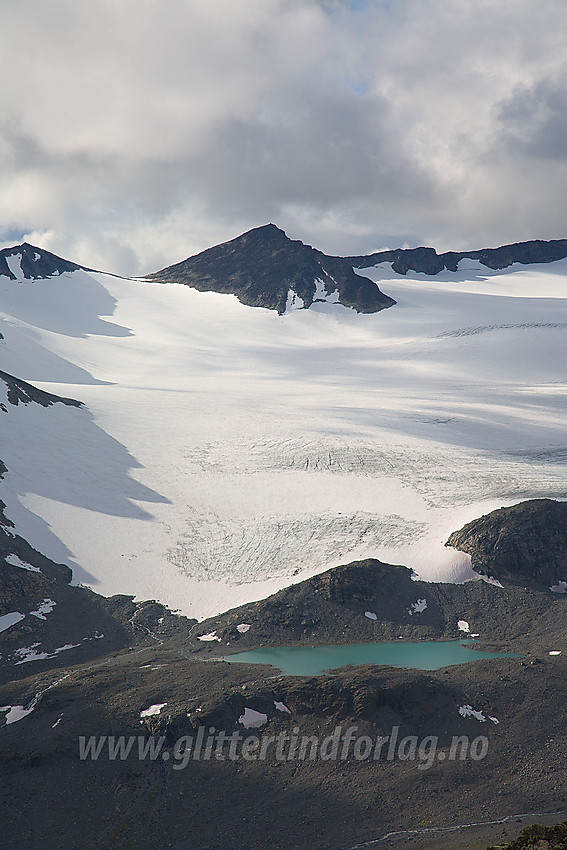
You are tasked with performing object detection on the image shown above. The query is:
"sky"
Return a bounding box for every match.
[2,0,567,275]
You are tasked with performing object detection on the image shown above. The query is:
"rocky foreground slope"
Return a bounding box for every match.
[2,494,566,848]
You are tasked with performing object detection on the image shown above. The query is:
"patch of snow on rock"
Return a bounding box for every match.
[0,612,25,633]
[274,701,292,714]
[197,631,221,642]
[364,611,377,620]
[550,581,567,593]
[14,642,79,664]
[238,707,268,728]
[0,695,40,725]
[30,598,56,620]
[457,620,470,632]
[459,705,499,723]
[285,290,305,311]
[312,277,340,304]
[140,703,167,718]
[5,554,41,573]
[5,254,24,280]
[482,575,504,588]
[549,650,562,656]
[236,623,251,633]
[408,598,427,615]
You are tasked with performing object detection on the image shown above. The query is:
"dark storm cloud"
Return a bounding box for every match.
[1,0,567,272]
[498,80,567,161]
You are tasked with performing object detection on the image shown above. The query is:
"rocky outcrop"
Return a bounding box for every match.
[146,223,395,314]
[446,499,567,587]
[0,243,84,280]
[345,237,567,275]
[0,370,83,409]
[191,556,566,653]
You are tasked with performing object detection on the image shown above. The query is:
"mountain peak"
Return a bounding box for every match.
[0,243,83,281]
[147,225,395,314]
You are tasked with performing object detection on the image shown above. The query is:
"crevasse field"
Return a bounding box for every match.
[1,257,566,619]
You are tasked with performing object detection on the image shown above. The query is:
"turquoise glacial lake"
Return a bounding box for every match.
[222,640,520,676]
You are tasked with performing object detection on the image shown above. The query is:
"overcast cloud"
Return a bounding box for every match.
[2,0,567,274]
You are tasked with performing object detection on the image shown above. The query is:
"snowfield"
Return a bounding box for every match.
[1,257,567,618]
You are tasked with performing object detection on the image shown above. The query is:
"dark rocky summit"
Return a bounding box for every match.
[146,223,396,314]
[446,499,567,588]
[345,237,567,275]
[0,243,85,280]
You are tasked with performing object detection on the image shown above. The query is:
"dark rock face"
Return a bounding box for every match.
[345,237,567,275]
[0,243,83,280]
[0,370,83,409]
[146,223,396,314]
[446,499,567,587]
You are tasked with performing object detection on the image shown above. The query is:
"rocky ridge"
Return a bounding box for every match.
[146,223,396,314]
[446,499,567,588]
[190,556,566,656]
[345,237,567,275]
[0,243,85,280]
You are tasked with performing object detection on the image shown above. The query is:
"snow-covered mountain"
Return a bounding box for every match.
[1,228,567,619]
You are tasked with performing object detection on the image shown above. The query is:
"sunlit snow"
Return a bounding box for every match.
[197,631,221,642]
[1,257,567,619]
[140,703,167,718]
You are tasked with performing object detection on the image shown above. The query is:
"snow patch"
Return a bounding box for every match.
[364,611,377,620]
[285,290,305,311]
[14,642,79,664]
[197,631,221,642]
[140,703,167,718]
[550,581,567,594]
[274,701,292,714]
[0,695,40,725]
[5,554,41,573]
[30,598,56,620]
[481,575,504,588]
[236,623,251,633]
[5,254,24,280]
[238,707,268,728]
[0,612,25,633]
[312,277,340,304]
[457,620,470,632]
[459,705,499,723]
[408,598,427,615]
[549,650,562,656]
